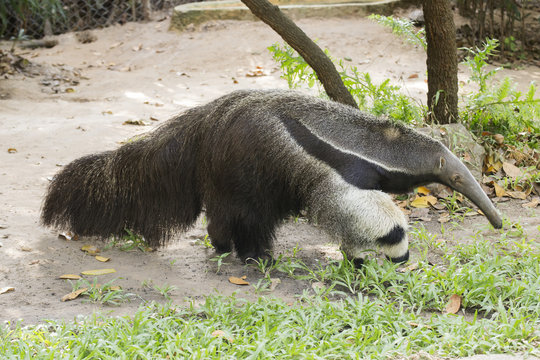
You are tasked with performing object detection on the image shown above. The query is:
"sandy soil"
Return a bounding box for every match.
[0,14,539,348]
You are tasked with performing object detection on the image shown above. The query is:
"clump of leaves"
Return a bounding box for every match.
[68,278,135,306]
[460,39,540,147]
[368,15,539,148]
[268,43,425,125]
[106,228,152,252]
[368,14,426,50]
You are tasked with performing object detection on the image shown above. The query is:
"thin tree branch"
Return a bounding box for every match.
[241,0,358,108]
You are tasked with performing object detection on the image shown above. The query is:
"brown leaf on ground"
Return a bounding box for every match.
[123,119,149,126]
[95,255,110,262]
[81,268,116,276]
[81,245,100,255]
[270,278,281,291]
[522,197,539,208]
[59,274,82,280]
[492,134,504,145]
[444,294,462,314]
[228,276,249,285]
[61,288,87,302]
[398,262,419,273]
[211,330,234,342]
[506,190,527,200]
[58,232,79,241]
[0,287,15,295]
[491,181,506,197]
[502,162,523,178]
[410,195,438,208]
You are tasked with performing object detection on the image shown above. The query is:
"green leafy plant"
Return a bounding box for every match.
[461,39,540,145]
[368,16,540,147]
[106,228,152,252]
[369,14,427,50]
[268,43,424,124]
[209,252,231,274]
[69,278,134,306]
[154,284,177,301]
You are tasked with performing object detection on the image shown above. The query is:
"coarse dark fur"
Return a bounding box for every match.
[42,89,501,263]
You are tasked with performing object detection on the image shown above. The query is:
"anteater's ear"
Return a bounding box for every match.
[439,156,446,170]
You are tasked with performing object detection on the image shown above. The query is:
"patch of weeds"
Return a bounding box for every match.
[106,228,152,252]
[268,42,425,124]
[153,284,177,301]
[438,191,475,222]
[193,234,214,249]
[360,16,540,148]
[368,14,426,50]
[69,278,135,306]
[461,39,540,145]
[209,252,231,274]
[3,289,538,359]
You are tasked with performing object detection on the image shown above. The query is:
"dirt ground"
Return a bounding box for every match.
[0,13,539,346]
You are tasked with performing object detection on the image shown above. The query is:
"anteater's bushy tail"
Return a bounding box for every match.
[41,113,204,247]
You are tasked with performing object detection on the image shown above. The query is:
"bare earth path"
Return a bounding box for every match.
[0,16,539,360]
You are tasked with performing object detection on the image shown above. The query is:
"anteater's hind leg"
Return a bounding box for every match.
[206,202,276,262]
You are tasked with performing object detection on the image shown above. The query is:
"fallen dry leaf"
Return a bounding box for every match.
[0,287,15,295]
[522,198,539,208]
[438,213,451,223]
[270,278,281,291]
[506,191,527,200]
[491,181,506,198]
[408,73,419,79]
[228,276,249,286]
[407,321,433,329]
[410,195,438,208]
[416,186,431,195]
[493,133,504,145]
[7,148,17,153]
[20,246,32,252]
[211,330,234,342]
[95,255,110,262]
[59,274,82,280]
[81,268,116,276]
[398,262,419,273]
[81,245,100,255]
[502,162,523,179]
[61,288,87,302]
[123,119,148,126]
[29,259,40,265]
[246,66,266,77]
[58,232,79,241]
[409,207,431,222]
[444,294,462,314]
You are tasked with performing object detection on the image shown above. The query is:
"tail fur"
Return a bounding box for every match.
[41,113,203,248]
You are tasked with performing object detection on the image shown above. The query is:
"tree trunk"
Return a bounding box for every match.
[423,0,459,124]
[241,0,357,108]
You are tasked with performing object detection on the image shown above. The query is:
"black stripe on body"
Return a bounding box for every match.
[280,116,437,193]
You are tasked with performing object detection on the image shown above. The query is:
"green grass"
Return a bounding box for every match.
[1,227,539,359]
